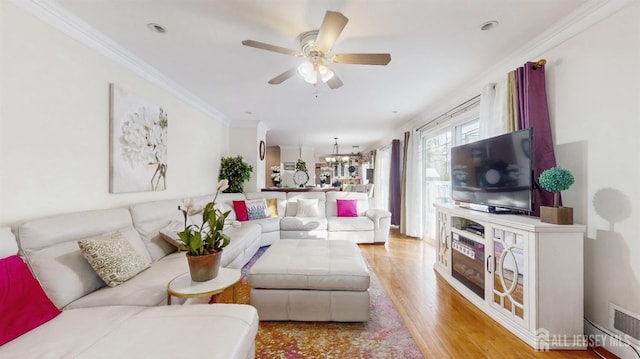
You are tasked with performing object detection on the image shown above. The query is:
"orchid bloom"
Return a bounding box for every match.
[217,179,229,192]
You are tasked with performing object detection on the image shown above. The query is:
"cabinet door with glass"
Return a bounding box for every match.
[435,209,451,274]
[488,225,529,328]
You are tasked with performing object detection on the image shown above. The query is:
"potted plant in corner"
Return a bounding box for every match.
[538,166,575,225]
[177,180,231,281]
[219,156,253,193]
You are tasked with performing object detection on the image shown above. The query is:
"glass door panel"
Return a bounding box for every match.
[492,228,526,320]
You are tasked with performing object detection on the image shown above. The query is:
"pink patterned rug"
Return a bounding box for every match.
[240,246,424,358]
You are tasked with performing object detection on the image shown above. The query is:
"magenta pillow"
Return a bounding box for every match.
[0,255,61,345]
[336,199,358,217]
[232,200,249,221]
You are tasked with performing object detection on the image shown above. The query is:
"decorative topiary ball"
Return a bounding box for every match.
[539,166,575,193]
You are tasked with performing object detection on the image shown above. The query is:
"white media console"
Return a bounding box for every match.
[434,203,586,350]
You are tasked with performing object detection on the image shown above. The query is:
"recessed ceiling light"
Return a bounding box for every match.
[480,20,499,31]
[147,23,166,33]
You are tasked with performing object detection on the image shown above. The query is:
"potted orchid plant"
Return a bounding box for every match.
[177,179,231,281]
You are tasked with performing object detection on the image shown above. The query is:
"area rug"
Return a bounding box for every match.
[217,246,424,358]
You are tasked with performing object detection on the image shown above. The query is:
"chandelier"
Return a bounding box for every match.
[324,138,360,163]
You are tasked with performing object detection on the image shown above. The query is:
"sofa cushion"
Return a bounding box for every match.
[129,199,183,262]
[232,200,249,221]
[326,192,369,217]
[296,198,320,217]
[0,255,61,346]
[65,252,187,308]
[0,227,18,259]
[17,208,146,309]
[78,232,151,288]
[327,217,374,232]
[280,216,328,231]
[0,304,259,359]
[220,222,262,268]
[336,199,358,217]
[285,192,326,217]
[249,217,280,233]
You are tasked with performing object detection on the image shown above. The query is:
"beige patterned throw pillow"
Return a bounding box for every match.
[78,232,151,287]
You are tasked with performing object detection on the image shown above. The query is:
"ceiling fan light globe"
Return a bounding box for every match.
[297,62,317,84]
[319,66,335,83]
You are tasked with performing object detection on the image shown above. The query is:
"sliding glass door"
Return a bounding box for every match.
[421,117,479,240]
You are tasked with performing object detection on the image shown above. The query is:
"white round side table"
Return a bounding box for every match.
[166,268,241,305]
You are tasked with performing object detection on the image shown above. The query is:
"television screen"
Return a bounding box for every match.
[451,128,533,212]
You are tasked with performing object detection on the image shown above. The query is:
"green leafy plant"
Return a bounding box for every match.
[177,180,231,256]
[219,156,253,193]
[538,166,575,208]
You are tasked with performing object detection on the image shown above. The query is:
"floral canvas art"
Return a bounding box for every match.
[110,84,167,193]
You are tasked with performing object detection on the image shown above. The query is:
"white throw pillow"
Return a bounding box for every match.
[78,232,151,287]
[296,198,319,217]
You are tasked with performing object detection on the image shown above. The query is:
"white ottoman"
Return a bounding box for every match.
[248,240,370,322]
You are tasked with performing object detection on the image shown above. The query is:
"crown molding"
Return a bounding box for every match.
[230,119,268,130]
[407,0,635,129]
[10,0,230,125]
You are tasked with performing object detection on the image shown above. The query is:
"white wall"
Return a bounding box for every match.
[544,2,640,330]
[0,2,228,224]
[228,121,267,192]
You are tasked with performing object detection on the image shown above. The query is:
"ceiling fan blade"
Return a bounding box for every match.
[325,72,343,89]
[332,53,391,65]
[268,68,298,85]
[315,11,349,53]
[242,40,302,57]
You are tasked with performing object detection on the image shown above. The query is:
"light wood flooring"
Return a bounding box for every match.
[358,228,608,359]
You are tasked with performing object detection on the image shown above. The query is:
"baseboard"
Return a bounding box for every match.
[584,318,640,359]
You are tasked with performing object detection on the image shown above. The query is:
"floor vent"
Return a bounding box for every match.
[610,303,640,345]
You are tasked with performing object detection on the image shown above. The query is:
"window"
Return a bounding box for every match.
[421,111,479,240]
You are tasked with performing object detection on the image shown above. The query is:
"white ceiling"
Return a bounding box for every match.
[27,0,615,155]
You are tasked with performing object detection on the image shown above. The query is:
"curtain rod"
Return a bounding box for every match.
[417,94,481,132]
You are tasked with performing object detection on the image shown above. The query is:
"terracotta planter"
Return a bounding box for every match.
[540,206,573,225]
[186,250,222,282]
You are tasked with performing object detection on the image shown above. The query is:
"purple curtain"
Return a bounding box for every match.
[390,139,402,225]
[515,62,558,215]
[400,132,410,233]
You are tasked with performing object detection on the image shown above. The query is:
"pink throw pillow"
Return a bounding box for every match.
[337,199,358,217]
[0,255,61,345]
[233,200,249,221]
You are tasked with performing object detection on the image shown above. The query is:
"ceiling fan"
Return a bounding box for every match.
[242,10,391,89]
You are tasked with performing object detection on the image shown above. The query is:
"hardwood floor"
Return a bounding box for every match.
[358,228,603,359]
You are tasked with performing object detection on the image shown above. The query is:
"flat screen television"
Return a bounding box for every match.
[450,128,533,213]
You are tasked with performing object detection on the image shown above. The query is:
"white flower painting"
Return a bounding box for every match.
[110,84,168,193]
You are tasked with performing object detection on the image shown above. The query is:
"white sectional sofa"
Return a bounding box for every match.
[9,190,389,309]
[0,228,258,359]
[1,189,389,356]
